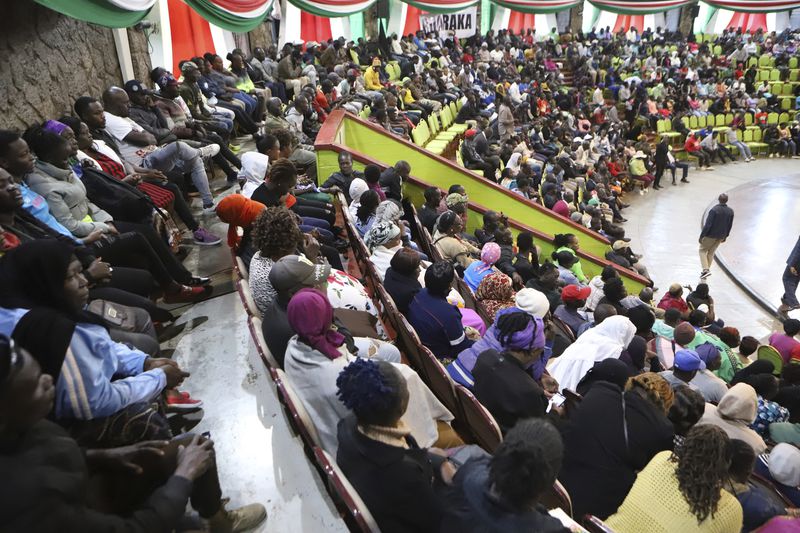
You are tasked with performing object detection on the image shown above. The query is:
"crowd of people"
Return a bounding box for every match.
[1,18,800,533]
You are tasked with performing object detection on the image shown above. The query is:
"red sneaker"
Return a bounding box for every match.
[166,392,203,411]
[163,285,211,304]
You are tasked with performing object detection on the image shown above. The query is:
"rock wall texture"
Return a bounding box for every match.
[0,4,124,131]
[127,27,154,85]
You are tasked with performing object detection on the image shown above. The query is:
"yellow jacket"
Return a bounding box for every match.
[364,68,383,91]
[606,451,743,533]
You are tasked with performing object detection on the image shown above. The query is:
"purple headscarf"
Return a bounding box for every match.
[43,120,69,136]
[287,288,346,360]
[502,314,546,351]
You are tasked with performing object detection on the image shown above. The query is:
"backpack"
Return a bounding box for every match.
[80,167,153,224]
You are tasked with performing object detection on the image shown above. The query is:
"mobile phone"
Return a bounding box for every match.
[547,393,566,413]
[201,431,211,439]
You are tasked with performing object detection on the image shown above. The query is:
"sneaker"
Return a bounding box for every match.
[706,166,715,171]
[638,189,644,195]
[209,503,267,533]
[769,153,775,158]
[193,228,221,246]
[163,285,210,304]
[778,303,791,320]
[166,392,203,411]
[203,203,217,215]
[700,269,711,279]
[229,144,241,154]
[199,144,221,159]
[188,276,212,286]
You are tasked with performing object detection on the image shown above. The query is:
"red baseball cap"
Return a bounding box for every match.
[561,284,591,302]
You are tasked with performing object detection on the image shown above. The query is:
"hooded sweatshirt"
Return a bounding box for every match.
[699,383,766,453]
[239,152,270,199]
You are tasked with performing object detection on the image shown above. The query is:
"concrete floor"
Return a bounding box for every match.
[166,155,797,532]
[621,157,800,341]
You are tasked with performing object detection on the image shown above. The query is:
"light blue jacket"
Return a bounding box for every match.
[0,307,165,420]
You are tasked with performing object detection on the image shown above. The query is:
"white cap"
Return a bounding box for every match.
[515,288,550,318]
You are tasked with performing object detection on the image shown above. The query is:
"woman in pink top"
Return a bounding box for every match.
[769,318,800,364]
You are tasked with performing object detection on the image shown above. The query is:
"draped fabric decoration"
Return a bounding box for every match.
[168,0,217,75]
[613,13,644,31]
[33,0,155,27]
[281,0,360,45]
[725,11,768,31]
[301,10,334,40]
[287,0,377,17]
[182,0,273,31]
[701,0,800,12]
[402,0,479,14]
[403,4,425,35]
[491,0,579,14]
[588,0,694,14]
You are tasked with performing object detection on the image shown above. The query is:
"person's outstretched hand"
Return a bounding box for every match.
[87,440,169,475]
[175,434,215,481]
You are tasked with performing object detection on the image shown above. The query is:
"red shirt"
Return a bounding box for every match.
[657,293,689,314]
[685,137,701,153]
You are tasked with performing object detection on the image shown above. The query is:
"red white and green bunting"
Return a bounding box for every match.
[402,0,479,14]
[181,0,273,31]
[287,0,376,17]
[700,0,800,12]
[33,0,155,27]
[588,0,694,14]
[491,0,580,14]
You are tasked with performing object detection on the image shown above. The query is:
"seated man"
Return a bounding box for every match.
[408,261,474,362]
[0,333,266,532]
[657,283,690,319]
[88,89,219,212]
[319,151,364,201]
[554,284,591,337]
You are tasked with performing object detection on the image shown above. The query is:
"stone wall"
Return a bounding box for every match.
[0,3,124,131]
[127,27,154,85]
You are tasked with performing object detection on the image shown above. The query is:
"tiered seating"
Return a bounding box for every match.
[231,196,580,530]
[409,99,468,156]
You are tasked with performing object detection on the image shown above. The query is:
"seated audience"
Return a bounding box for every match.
[606,425,743,533]
[475,272,516,321]
[699,382,767,454]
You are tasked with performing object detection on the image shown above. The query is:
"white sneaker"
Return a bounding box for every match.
[769,153,775,158]
[706,166,715,171]
[199,144,220,159]
[202,203,217,214]
[638,189,644,195]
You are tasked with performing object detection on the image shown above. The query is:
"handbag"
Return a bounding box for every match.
[152,207,183,254]
[80,167,153,224]
[87,299,137,332]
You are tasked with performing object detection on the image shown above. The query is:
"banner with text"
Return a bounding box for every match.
[420,7,477,38]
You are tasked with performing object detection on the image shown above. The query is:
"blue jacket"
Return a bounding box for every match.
[0,307,165,420]
[700,203,734,240]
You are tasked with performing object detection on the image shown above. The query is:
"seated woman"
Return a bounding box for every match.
[547,315,637,392]
[441,418,568,532]
[740,373,790,439]
[283,289,456,457]
[475,272,516,321]
[383,247,422,314]
[22,127,209,303]
[606,425,743,533]
[472,311,550,433]
[0,334,266,532]
[560,373,676,519]
[249,206,378,319]
[354,189,379,237]
[0,240,190,447]
[552,233,587,284]
[433,210,480,271]
[366,220,404,281]
[57,118,220,246]
[554,251,583,286]
[336,358,454,533]
[448,302,552,390]
[726,439,793,532]
[463,242,501,292]
[347,177,369,219]
[754,443,800,507]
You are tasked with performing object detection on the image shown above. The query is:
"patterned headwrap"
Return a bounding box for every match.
[475,242,501,275]
[364,220,400,252]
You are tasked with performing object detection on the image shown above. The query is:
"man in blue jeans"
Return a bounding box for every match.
[99,88,219,212]
[779,235,800,319]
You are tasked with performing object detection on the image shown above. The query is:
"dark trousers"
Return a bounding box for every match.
[466,162,496,181]
[216,100,259,134]
[114,221,192,285]
[88,433,222,519]
[90,285,174,323]
[783,265,800,308]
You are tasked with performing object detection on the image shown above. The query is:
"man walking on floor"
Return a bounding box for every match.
[778,235,800,319]
[698,193,734,279]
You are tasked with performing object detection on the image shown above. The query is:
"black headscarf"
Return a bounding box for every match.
[0,239,104,327]
[11,309,73,382]
[576,358,634,396]
[731,360,775,385]
[619,335,648,372]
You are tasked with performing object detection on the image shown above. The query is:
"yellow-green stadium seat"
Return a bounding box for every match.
[781,98,793,111]
[791,70,800,82]
[770,69,781,82]
[447,103,468,133]
[772,82,783,95]
[779,112,790,124]
[790,57,799,69]
[759,55,772,68]
[767,112,779,125]
[747,57,758,68]
[689,115,699,130]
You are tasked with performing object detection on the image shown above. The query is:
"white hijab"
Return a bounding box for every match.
[347,178,369,219]
[239,152,270,199]
[547,315,636,392]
